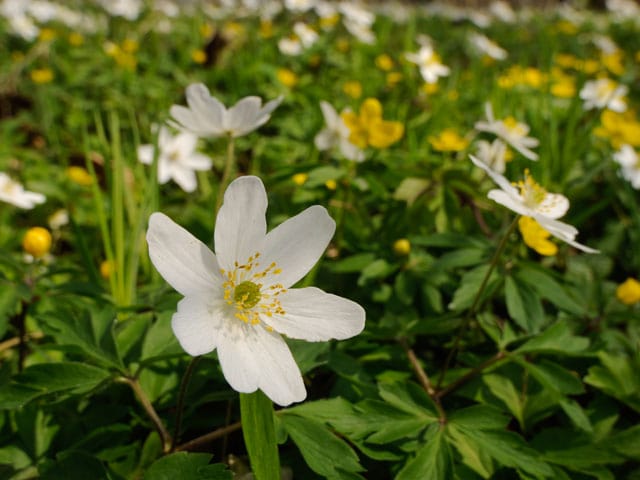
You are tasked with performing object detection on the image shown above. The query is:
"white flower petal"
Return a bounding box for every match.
[470,154,519,198]
[185,83,226,135]
[217,321,260,393]
[261,205,335,288]
[536,192,569,219]
[183,152,213,171]
[147,212,220,296]
[137,144,154,165]
[267,287,365,341]
[314,129,335,151]
[225,96,261,135]
[536,216,598,253]
[171,167,198,192]
[214,176,267,271]
[487,189,531,217]
[172,297,223,356]
[169,105,208,136]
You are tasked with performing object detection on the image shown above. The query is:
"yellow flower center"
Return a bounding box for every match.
[221,253,286,326]
[517,170,547,207]
[502,117,526,136]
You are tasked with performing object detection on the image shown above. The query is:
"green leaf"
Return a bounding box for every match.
[239,391,280,480]
[447,424,494,478]
[396,425,452,480]
[0,362,111,409]
[280,413,364,477]
[516,267,585,316]
[393,177,430,204]
[447,405,510,431]
[609,424,640,460]
[329,253,377,273]
[504,275,545,332]
[585,352,640,412]
[377,381,439,420]
[358,259,397,285]
[483,374,525,428]
[449,264,500,312]
[559,399,592,433]
[144,452,232,480]
[39,451,110,480]
[515,321,590,355]
[515,358,584,397]
[40,307,123,369]
[140,311,183,362]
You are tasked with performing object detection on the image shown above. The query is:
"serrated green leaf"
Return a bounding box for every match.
[280,413,364,477]
[609,424,640,460]
[449,264,500,312]
[515,321,590,355]
[447,424,494,478]
[144,452,231,480]
[393,177,430,204]
[140,311,183,362]
[378,381,439,420]
[505,275,545,332]
[516,267,585,316]
[483,374,525,429]
[396,425,452,480]
[515,358,584,397]
[559,399,592,433]
[447,405,510,431]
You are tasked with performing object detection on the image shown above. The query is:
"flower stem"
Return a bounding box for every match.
[239,391,280,480]
[175,421,242,452]
[216,135,236,212]
[171,356,201,451]
[437,216,519,389]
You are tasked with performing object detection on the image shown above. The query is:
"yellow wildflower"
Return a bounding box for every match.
[555,20,578,35]
[277,68,298,88]
[343,81,362,99]
[66,166,93,186]
[121,39,139,53]
[259,20,273,38]
[341,98,404,149]
[68,32,84,46]
[594,110,640,148]
[386,72,403,87]
[100,260,115,279]
[550,70,577,98]
[428,128,469,152]
[393,238,411,256]
[39,28,56,42]
[601,51,625,76]
[31,68,54,84]
[292,173,308,186]
[325,179,337,190]
[191,49,207,64]
[375,54,394,71]
[200,23,215,39]
[616,278,640,305]
[23,227,52,258]
[518,216,558,256]
[422,83,439,95]
[319,13,340,30]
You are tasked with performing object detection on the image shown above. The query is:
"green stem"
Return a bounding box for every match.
[239,391,280,480]
[437,216,519,388]
[171,356,201,451]
[216,135,236,212]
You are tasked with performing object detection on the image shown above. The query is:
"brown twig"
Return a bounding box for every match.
[0,331,44,353]
[175,421,242,452]
[436,350,507,400]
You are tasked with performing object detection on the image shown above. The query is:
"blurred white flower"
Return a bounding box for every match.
[613,144,640,189]
[474,139,510,173]
[469,32,507,60]
[470,155,597,253]
[284,0,315,12]
[170,83,283,138]
[0,173,46,209]
[138,125,212,193]
[475,103,539,161]
[579,78,628,112]
[293,22,318,47]
[146,176,365,406]
[489,1,516,22]
[339,1,376,44]
[315,101,364,162]
[405,44,450,84]
[278,37,303,56]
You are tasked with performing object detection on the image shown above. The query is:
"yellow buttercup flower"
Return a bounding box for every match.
[259,20,273,38]
[616,278,640,305]
[325,179,337,190]
[277,68,298,88]
[393,238,411,256]
[191,49,207,64]
[39,28,56,42]
[594,110,640,148]
[343,81,362,99]
[601,51,625,76]
[23,227,52,258]
[100,260,114,279]
[428,128,469,152]
[66,166,94,186]
[292,173,308,186]
[68,32,84,46]
[386,72,403,87]
[518,216,558,256]
[31,68,54,84]
[341,98,404,149]
[375,54,394,71]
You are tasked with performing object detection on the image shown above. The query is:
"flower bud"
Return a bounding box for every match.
[22,227,52,258]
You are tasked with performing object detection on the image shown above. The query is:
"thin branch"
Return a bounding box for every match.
[175,421,242,452]
[119,376,172,453]
[0,331,43,354]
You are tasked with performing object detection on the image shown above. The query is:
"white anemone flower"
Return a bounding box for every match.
[613,144,640,189]
[469,32,508,61]
[474,139,510,173]
[138,125,212,193]
[470,155,598,253]
[146,176,365,406]
[579,78,628,113]
[170,83,283,138]
[474,103,539,161]
[315,101,365,162]
[0,173,46,209]
[405,45,450,84]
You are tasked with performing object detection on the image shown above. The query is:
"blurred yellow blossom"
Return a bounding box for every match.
[277,68,298,88]
[428,128,469,152]
[393,238,411,256]
[336,38,350,52]
[39,28,56,42]
[594,110,640,148]
[191,49,207,64]
[292,173,308,186]
[518,216,558,256]
[68,32,84,46]
[325,179,337,190]
[555,20,578,35]
[386,72,403,87]
[319,13,340,30]
[422,83,439,95]
[23,227,52,258]
[550,71,577,98]
[66,166,93,186]
[616,278,640,305]
[200,23,214,38]
[343,81,362,99]
[498,66,547,89]
[100,260,114,279]
[121,39,139,53]
[31,68,54,84]
[260,20,273,38]
[375,54,394,71]
[601,50,625,76]
[341,98,404,149]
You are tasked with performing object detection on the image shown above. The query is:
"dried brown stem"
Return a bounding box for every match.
[175,421,242,452]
